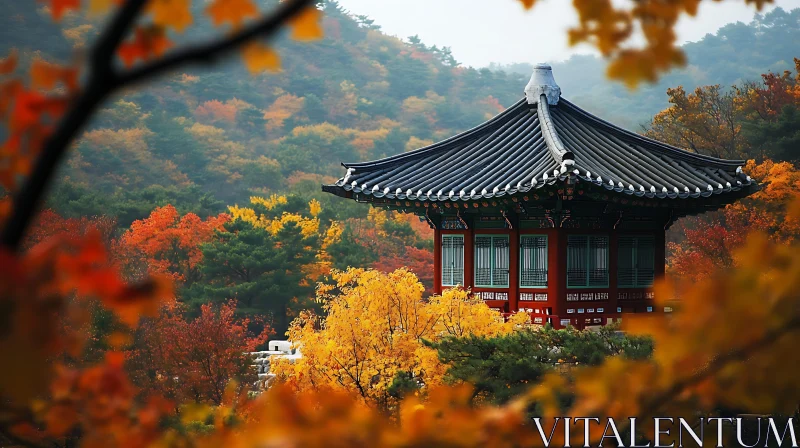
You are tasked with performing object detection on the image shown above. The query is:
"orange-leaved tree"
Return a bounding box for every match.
[668,159,800,281]
[117,204,229,285]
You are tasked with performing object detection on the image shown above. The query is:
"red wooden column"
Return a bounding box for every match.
[655,229,666,281]
[609,230,619,323]
[433,228,442,295]
[509,226,520,313]
[552,229,567,327]
[465,227,475,289]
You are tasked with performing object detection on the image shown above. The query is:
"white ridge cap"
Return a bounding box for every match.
[525,63,561,106]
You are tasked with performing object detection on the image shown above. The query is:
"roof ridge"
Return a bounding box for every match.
[537,94,574,168]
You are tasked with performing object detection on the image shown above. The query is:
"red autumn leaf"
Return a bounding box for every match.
[45,0,81,21]
[0,49,18,74]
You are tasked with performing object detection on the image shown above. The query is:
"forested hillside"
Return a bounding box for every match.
[494,7,800,128]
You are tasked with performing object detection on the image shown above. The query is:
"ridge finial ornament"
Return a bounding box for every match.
[525,63,561,105]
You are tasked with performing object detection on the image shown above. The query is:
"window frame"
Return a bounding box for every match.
[474,234,510,288]
[519,234,548,288]
[617,235,656,288]
[566,234,610,289]
[441,234,465,287]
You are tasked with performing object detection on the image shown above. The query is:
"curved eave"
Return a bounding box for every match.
[323,172,758,204]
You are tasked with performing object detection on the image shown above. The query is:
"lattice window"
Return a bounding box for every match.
[441,235,464,286]
[474,235,509,287]
[520,235,548,287]
[617,235,656,288]
[567,235,609,288]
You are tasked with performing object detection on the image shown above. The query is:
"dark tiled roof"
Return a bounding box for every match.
[323,93,755,203]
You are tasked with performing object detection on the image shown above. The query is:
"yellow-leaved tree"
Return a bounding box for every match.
[228,195,342,284]
[272,268,528,410]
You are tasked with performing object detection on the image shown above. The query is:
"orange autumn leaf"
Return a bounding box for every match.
[206,0,259,28]
[147,0,193,33]
[117,27,173,67]
[88,0,114,15]
[241,42,280,74]
[0,49,18,75]
[30,59,79,92]
[288,7,323,41]
[46,0,81,20]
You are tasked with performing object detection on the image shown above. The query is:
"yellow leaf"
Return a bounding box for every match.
[289,7,324,41]
[88,0,113,16]
[148,0,193,33]
[206,0,259,28]
[241,43,280,74]
[180,403,213,424]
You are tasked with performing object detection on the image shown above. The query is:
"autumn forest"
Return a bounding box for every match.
[2,0,800,446]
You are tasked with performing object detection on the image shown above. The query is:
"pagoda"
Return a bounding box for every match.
[322,64,757,329]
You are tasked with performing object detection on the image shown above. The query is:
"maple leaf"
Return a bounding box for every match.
[517,0,537,9]
[0,49,18,75]
[30,59,79,92]
[241,42,280,74]
[45,0,81,21]
[206,0,259,28]
[288,7,324,41]
[117,27,173,67]
[147,0,193,33]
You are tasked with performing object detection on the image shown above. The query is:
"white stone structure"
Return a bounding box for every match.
[249,340,302,390]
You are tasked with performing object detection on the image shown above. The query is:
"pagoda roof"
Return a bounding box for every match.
[322,65,756,204]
